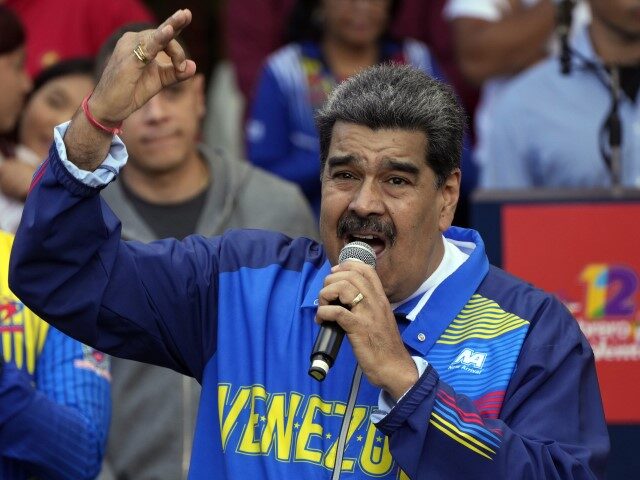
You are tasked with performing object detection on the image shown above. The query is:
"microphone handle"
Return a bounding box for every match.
[309,300,348,381]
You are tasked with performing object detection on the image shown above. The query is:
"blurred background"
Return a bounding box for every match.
[1,0,639,478]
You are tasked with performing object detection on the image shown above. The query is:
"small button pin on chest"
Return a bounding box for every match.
[417,333,426,342]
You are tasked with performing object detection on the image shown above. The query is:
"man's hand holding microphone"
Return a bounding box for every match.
[313,243,418,401]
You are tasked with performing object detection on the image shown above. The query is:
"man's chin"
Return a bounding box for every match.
[132,158,185,176]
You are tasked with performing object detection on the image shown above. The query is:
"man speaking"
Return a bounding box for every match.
[10,9,608,479]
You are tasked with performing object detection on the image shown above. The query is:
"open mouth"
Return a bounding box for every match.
[337,213,396,258]
[346,233,387,256]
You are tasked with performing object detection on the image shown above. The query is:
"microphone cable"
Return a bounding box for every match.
[557,0,576,75]
[331,364,363,480]
[558,36,624,187]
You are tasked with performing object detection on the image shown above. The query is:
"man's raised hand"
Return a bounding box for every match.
[89,9,197,127]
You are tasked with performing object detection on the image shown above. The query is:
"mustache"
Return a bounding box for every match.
[337,213,397,246]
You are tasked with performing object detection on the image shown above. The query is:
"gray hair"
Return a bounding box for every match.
[316,63,465,187]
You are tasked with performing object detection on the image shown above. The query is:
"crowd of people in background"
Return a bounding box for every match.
[0,0,636,478]
[245,0,462,217]
[0,8,110,479]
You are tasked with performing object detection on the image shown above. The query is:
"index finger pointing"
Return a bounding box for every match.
[158,8,192,38]
[144,9,192,59]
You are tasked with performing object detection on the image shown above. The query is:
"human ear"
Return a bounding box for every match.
[438,169,460,231]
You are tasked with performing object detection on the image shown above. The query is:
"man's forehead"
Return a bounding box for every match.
[327,121,427,163]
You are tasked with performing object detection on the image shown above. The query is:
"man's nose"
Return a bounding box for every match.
[141,95,167,122]
[348,179,385,216]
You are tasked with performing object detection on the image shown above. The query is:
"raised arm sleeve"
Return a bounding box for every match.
[10,143,221,381]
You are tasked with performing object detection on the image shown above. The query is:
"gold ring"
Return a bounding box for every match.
[133,43,149,64]
[350,292,364,309]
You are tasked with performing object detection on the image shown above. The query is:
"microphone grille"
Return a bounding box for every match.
[338,241,376,268]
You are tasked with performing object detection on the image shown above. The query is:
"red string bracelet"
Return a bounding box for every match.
[81,94,123,136]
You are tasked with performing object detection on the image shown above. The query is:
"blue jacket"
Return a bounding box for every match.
[10,147,608,479]
[0,231,111,480]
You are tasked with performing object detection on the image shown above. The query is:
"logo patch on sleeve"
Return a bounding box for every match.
[448,348,487,374]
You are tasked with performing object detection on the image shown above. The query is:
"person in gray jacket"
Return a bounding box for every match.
[95,25,317,480]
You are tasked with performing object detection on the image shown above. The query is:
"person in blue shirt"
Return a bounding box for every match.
[10,10,608,479]
[0,231,111,479]
[247,0,477,218]
[0,9,111,479]
[479,0,640,190]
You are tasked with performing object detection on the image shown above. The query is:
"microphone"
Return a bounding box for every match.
[308,241,376,381]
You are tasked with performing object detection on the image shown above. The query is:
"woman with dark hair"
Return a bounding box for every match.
[0,5,31,152]
[0,57,94,232]
[0,15,110,480]
[18,58,95,161]
[246,0,446,217]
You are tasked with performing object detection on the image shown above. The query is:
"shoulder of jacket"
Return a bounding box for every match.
[478,265,573,326]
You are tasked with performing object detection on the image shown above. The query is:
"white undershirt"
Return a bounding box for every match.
[390,235,470,319]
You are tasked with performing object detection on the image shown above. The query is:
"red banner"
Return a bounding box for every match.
[502,203,640,423]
